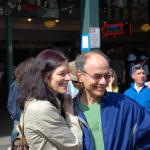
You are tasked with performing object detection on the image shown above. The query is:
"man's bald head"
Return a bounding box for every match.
[75,50,109,71]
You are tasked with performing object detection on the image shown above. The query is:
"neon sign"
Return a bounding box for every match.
[101,22,124,37]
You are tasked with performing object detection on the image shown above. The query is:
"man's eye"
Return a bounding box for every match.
[94,75,102,79]
[93,74,110,80]
[104,74,111,79]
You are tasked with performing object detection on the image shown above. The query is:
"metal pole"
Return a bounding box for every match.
[81,0,100,53]
[5,16,13,89]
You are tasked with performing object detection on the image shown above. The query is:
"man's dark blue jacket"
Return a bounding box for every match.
[74,92,150,150]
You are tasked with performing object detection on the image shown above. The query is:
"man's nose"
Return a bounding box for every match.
[98,77,108,84]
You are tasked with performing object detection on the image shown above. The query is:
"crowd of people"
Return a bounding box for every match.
[7,49,150,150]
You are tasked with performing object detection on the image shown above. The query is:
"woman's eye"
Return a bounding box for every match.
[58,72,70,77]
[58,72,66,77]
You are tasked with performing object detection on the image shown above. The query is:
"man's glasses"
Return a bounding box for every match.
[82,71,111,82]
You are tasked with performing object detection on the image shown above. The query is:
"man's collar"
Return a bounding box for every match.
[134,83,144,92]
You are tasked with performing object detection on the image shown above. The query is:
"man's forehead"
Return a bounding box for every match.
[86,53,108,62]
[84,61,109,73]
[85,58,109,68]
[134,68,145,74]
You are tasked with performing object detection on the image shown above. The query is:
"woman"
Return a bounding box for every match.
[106,68,119,93]
[7,57,34,142]
[7,58,34,150]
[17,49,82,150]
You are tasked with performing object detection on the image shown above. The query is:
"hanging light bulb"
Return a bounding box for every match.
[141,24,150,32]
[55,19,59,23]
[27,17,32,22]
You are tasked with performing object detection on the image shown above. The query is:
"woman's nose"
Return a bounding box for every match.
[65,73,71,80]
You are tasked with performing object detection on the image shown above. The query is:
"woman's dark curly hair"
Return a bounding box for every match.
[18,49,67,110]
[15,57,34,86]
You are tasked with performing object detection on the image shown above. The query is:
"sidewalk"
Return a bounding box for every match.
[0,136,11,150]
[0,109,12,150]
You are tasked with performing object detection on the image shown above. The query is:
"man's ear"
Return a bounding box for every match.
[131,73,134,80]
[76,70,82,83]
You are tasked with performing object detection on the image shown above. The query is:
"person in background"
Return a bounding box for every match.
[109,48,126,92]
[139,55,149,79]
[67,61,79,99]
[106,68,119,93]
[7,57,34,142]
[126,52,137,86]
[127,52,137,75]
[74,50,150,150]
[145,81,150,88]
[17,49,82,150]
[124,63,150,112]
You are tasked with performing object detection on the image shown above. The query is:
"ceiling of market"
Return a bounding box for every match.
[0,0,80,20]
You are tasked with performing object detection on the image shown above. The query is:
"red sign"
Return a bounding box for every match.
[101,22,124,37]
[22,3,38,12]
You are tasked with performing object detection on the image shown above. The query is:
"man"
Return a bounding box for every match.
[74,51,150,150]
[124,64,150,112]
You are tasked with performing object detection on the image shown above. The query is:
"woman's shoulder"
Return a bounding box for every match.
[26,99,56,114]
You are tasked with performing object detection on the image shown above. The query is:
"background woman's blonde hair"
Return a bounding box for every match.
[109,68,118,87]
